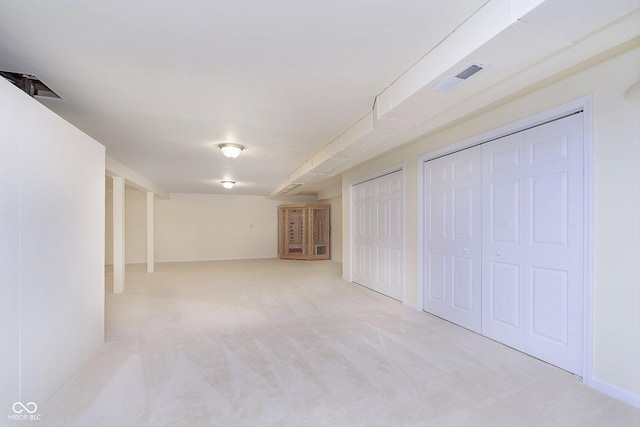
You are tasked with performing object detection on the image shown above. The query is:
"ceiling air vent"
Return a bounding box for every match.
[0,71,62,99]
[432,62,486,93]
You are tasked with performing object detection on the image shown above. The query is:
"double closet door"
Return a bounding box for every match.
[424,113,584,375]
[352,170,404,300]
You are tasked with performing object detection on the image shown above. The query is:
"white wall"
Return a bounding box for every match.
[156,193,282,262]
[105,192,320,264]
[342,44,640,403]
[124,187,149,263]
[105,184,148,265]
[105,180,113,265]
[327,196,343,263]
[0,83,21,419]
[0,78,105,412]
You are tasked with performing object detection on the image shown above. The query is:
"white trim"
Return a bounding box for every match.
[105,257,281,266]
[146,191,155,273]
[347,182,354,283]
[581,96,595,389]
[112,176,125,294]
[351,164,404,186]
[399,164,407,305]
[416,154,426,312]
[402,300,420,311]
[417,97,589,164]
[106,156,169,198]
[159,256,279,263]
[589,377,640,409]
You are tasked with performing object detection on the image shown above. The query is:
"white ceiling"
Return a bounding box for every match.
[1,1,638,196]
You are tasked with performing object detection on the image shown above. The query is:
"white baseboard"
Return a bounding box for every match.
[105,257,277,267]
[589,376,640,408]
[155,256,276,264]
[402,300,420,311]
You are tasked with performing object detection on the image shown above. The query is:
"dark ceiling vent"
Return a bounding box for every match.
[0,71,61,99]
[455,64,484,80]
[432,62,486,93]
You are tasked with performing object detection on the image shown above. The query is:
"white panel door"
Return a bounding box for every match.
[482,113,584,375]
[481,132,527,349]
[523,114,584,374]
[374,171,404,300]
[352,171,404,300]
[353,182,374,286]
[424,146,482,332]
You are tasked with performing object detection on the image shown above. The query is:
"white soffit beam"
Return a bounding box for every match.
[271,0,639,197]
[375,2,640,128]
[511,0,547,19]
[269,112,374,197]
[435,21,640,126]
[519,0,640,42]
[294,172,334,185]
[369,16,640,154]
[312,145,332,168]
[268,182,304,198]
[317,183,342,201]
[270,0,516,198]
[374,0,513,119]
[290,111,374,181]
[106,156,169,198]
[284,186,308,196]
[377,0,640,124]
[312,156,350,174]
[289,158,314,183]
[333,111,375,152]
[380,20,572,124]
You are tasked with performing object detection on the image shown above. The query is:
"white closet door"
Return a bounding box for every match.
[482,113,584,375]
[352,171,404,300]
[424,146,482,332]
[353,182,374,286]
[480,132,527,349]
[522,114,584,374]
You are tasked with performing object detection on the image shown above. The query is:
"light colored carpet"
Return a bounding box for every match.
[40,259,639,426]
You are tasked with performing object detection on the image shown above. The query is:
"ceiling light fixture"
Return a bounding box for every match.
[218,143,244,159]
[221,180,235,189]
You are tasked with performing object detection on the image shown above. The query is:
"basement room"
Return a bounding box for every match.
[1,1,639,425]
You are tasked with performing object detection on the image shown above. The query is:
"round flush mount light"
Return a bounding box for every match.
[221,180,235,189]
[218,143,244,159]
